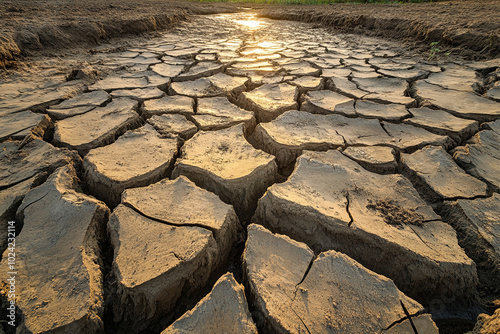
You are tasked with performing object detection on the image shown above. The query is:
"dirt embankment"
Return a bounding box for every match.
[257,0,500,60]
[0,0,241,68]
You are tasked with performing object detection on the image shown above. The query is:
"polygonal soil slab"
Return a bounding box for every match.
[142,95,195,118]
[289,76,323,93]
[353,77,414,105]
[377,68,428,80]
[175,62,226,82]
[251,110,344,167]
[253,150,477,304]
[147,114,197,139]
[151,63,186,77]
[53,98,141,154]
[161,273,257,334]
[83,125,179,206]
[0,111,50,141]
[342,146,397,174]
[382,121,453,151]
[170,73,248,98]
[0,176,38,256]
[405,107,479,144]
[444,194,500,290]
[237,83,298,122]
[452,130,500,190]
[328,77,368,99]
[414,81,500,121]
[88,76,149,91]
[0,83,83,116]
[487,82,500,101]
[402,146,488,202]
[300,90,355,115]
[47,90,110,119]
[355,100,410,121]
[383,314,438,334]
[0,166,109,333]
[424,66,478,92]
[243,224,438,334]
[484,119,500,135]
[193,97,255,131]
[51,90,110,109]
[0,139,78,189]
[172,124,279,217]
[110,87,165,102]
[282,61,321,76]
[109,176,239,332]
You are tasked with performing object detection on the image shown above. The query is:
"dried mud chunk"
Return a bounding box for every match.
[289,76,323,93]
[151,63,186,77]
[253,150,477,305]
[251,110,344,168]
[342,146,397,174]
[161,273,257,334]
[83,125,179,206]
[237,83,298,122]
[110,176,239,332]
[0,110,50,141]
[170,73,248,98]
[355,100,410,121]
[0,84,83,116]
[108,205,218,333]
[405,107,479,144]
[353,77,414,105]
[175,62,226,82]
[88,76,149,91]
[142,95,195,118]
[110,87,165,102]
[414,81,500,121]
[0,139,78,189]
[282,61,321,76]
[382,314,438,334]
[121,176,239,252]
[382,121,453,151]
[424,66,478,92]
[193,97,255,131]
[300,90,355,116]
[444,194,500,290]
[243,224,314,333]
[0,166,109,333]
[377,68,428,80]
[243,224,437,334]
[172,124,278,217]
[50,90,110,110]
[53,97,141,154]
[147,114,197,139]
[452,130,500,190]
[402,146,488,201]
[328,77,368,99]
[0,176,37,256]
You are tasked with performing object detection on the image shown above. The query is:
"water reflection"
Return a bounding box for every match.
[233,13,268,31]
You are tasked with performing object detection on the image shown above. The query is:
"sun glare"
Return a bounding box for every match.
[233,13,266,30]
[234,19,263,29]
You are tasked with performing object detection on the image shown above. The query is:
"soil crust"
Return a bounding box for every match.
[1,0,499,68]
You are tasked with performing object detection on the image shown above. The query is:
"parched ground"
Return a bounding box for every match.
[1,0,499,68]
[257,0,500,60]
[0,0,241,67]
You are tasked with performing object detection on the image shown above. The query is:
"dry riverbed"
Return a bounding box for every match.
[0,6,500,334]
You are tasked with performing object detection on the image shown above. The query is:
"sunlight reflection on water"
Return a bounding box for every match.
[232,13,268,31]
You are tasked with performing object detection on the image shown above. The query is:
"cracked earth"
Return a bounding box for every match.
[1,12,500,334]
